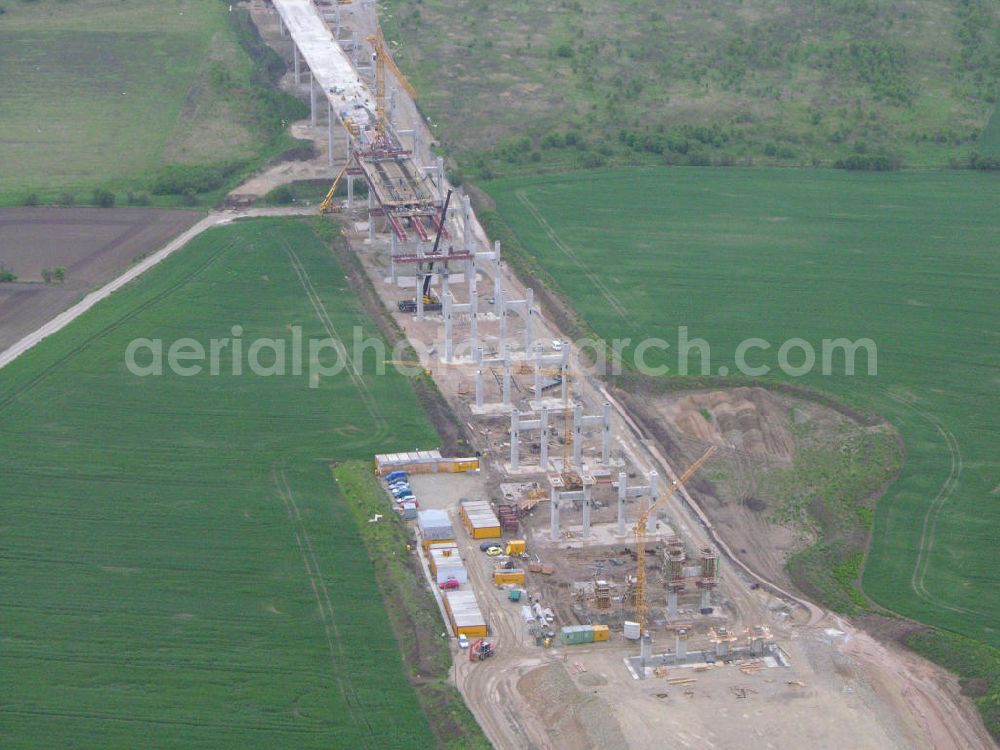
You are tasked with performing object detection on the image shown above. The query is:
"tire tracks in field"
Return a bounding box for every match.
[276,230,388,441]
[514,188,636,328]
[887,392,982,618]
[272,464,377,747]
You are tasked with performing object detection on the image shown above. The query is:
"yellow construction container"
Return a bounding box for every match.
[493,569,526,585]
[422,537,455,550]
[460,501,502,540]
[444,591,488,638]
[441,458,480,473]
[455,623,488,638]
[505,539,526,555]
[592,624,610,642]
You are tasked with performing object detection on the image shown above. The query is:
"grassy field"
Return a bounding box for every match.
[484,167,1000,648]
[384,0,1000,175]
[0,219,443,748]
[0,0,305,205]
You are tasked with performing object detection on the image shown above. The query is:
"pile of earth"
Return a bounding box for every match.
[668,387,794,460]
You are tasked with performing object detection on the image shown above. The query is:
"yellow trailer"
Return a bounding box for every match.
[505,539,526,555]
[592,624,610,642]
[493,569,526,585]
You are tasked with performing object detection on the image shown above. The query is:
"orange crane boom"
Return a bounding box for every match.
[633,445,717,635]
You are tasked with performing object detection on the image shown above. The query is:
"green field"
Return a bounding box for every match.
[385,0,999,175]
[0,219,441,748]
[0,0,302,204]
[485,167,1000,646]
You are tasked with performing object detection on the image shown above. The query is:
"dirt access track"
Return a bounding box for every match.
[0,208,201,352]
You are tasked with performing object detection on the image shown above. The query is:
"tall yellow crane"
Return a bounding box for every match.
[366,21,416,137]
[633,445,717,636]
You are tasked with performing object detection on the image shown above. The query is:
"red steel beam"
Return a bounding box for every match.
[387,215,409,241]
[392,251,473,264]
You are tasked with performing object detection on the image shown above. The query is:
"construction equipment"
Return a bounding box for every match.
[397,294,441,313]
[633,446,717,638]
[394,190,452,314]
[319,160,351,214]
[366,20,416,138]
[505,539,526,556]
[421,189,452,297]
[469,638,494,662]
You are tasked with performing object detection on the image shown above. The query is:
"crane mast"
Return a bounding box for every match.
[634,445,717,635]
[367,22,417,139]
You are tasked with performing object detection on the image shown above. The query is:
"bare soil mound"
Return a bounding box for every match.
[666,386,794,459]
[518,663,627,749]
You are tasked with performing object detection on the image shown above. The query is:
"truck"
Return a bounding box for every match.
[469,639,494,661]
[397,294,443,313]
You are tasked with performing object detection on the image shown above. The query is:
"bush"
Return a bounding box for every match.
[180,189,199,207]
[834,153,901,171]
[278,141,317,161]
[58,192,75,207]
[152,162,244,195]
[0,264,16,283]
[541,132,564,149]
[267,185,295,205]
[580,151,605,168]
[495,135,532,163]
[126,191,150,206]
[93,188,115,208]
[21,193,40,207]
[969,152,1000,170]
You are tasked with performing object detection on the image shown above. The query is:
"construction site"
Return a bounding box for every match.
[231,2,995,748]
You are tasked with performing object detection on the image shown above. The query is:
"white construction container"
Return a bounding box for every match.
[430,548,468,585]
[623,621,641,640]
[417,509,454,542]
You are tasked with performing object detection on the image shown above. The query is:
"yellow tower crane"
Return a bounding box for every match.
[633,445,717,637]
[366,21,416,137]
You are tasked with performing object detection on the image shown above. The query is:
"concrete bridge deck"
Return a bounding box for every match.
[272,0,374,133]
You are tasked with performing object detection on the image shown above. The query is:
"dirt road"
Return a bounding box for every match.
[0,206,313,371]
[0,208,201,352]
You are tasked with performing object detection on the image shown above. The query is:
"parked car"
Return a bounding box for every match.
[479,541,499,551]
[485,545,503,557]
[385,471,408,482]
[458,634,469,649]
[440,578,460,590]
